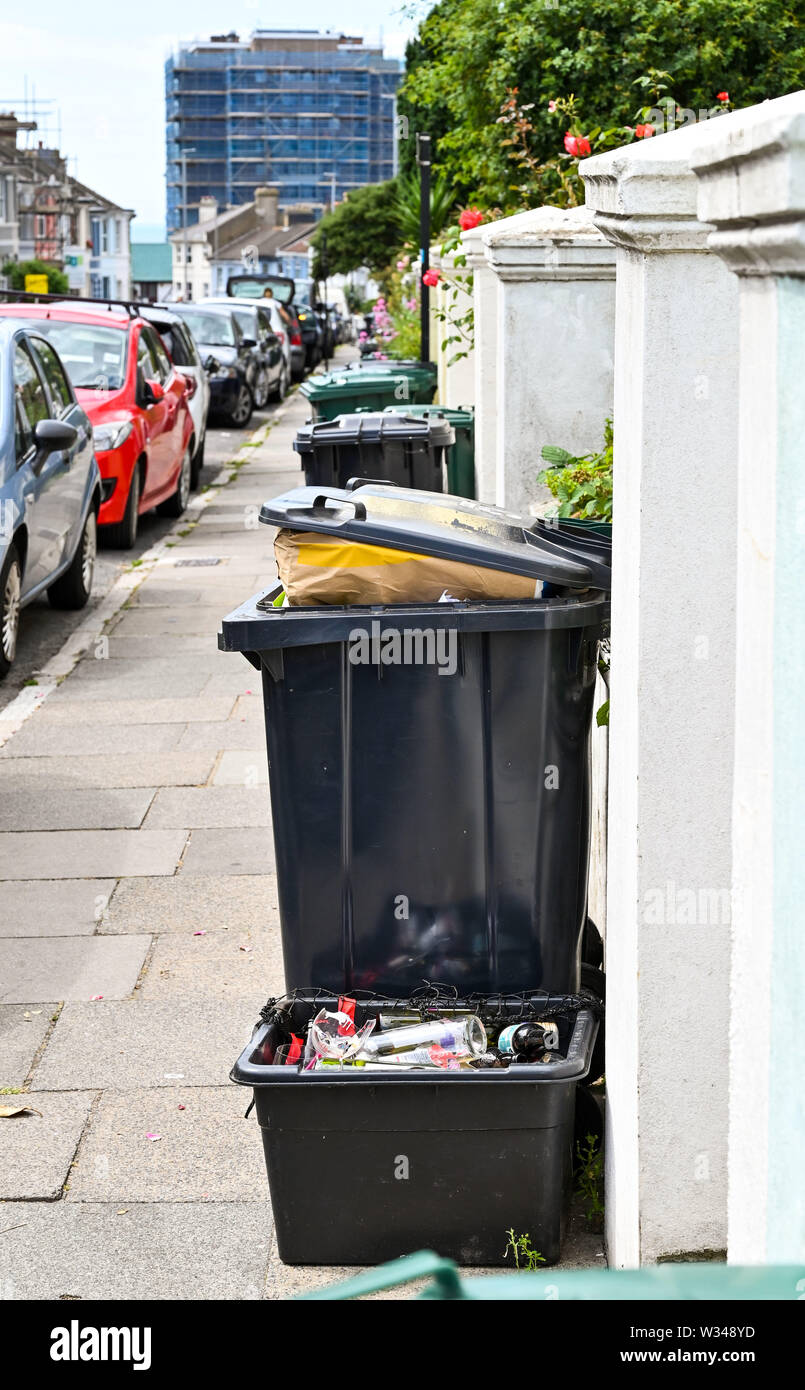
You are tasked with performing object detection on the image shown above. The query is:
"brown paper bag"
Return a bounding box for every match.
[274,530,539,606]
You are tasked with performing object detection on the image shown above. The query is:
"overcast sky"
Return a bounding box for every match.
[0,1,429,238]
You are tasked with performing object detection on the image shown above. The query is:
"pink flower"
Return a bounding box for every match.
[458,206,483,231]
[422,268,441,287]
[635,123,655,139]
[564,132,592,158]
[548,100,557,113]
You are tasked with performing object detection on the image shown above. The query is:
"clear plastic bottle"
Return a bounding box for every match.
[359,1015,487,1059]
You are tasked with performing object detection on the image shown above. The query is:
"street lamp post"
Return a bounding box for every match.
[416,133,431,364]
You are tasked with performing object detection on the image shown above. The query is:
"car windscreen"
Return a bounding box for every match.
[176,310,236,347]
[228,276,293,304]
[35,321,128,390]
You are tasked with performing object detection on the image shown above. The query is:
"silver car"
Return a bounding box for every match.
[140,306,211,489]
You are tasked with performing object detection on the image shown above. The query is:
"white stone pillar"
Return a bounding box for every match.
[690,91,805,1268]
[482,206,616,515]
[582,126,741,1266]
[461,223,498,502]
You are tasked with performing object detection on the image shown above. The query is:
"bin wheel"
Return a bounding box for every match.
[583,915,604,968]
[580,961,605,1085]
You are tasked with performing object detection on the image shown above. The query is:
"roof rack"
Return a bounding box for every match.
[0,289,148,318]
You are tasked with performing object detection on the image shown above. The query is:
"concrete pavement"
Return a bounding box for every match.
[0,358,604,1300]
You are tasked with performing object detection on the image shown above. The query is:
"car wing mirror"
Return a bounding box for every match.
[32,418,78,471]
[144,378,165,404]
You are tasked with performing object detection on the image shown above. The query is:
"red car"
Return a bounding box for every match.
[0,301,194,547]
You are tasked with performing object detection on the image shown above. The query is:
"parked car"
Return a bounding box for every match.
[0,318,101,677]
[0,299,195,549]
[170,304,260,428]
[199,294,292,382]
[226,274,305,381]
[295,301,324,371]
[198,298,288,403]
[139,304,210,488]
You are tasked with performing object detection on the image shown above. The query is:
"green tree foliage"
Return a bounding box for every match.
[311,181,401,279]
[2,257,69,293]
[399,0,805,207]
[393,171,457,249]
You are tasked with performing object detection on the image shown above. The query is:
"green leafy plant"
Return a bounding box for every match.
[2,257,69,294]
[503,1228,546,1270]
[575,1133,605,1232]
[538,419,614,522]
[394,170,457,250]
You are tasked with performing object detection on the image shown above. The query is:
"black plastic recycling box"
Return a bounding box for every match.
[220,482,610,1267]
[231,990,599,1267]
[293,411,454,491]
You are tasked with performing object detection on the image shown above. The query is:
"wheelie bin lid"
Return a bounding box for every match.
[293,412,455,457]
[342,357,437,376]
[259,481,611,592]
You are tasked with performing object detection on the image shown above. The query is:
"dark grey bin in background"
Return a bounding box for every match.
[293,411,454,491]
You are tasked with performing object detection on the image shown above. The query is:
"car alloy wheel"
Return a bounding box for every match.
[177,447,191,511]
[1,553,21,668]
[81,511,97,596]
[253,369,270,409]
[232,384,252,427]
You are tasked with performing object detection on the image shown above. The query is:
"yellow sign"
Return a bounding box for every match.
[24,274,49,294]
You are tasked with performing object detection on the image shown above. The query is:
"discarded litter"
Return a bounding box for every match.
[253,990,596,1076]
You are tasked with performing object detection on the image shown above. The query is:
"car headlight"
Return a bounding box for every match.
[211,366,239,380]
[93,421,133,452]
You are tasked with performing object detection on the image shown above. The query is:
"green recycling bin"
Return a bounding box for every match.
[380,405,475,498]
[301,362,438,422]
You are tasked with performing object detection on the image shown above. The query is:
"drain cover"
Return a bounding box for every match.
[174,558,222,567]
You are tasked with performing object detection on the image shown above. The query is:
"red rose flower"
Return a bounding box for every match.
[422,268,441,288]
[459,207,484,231]
[635,123,655,139]
[564,132,592,158]
[717,91,729,103]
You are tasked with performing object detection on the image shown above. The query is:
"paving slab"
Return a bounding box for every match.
[0,829,187,880]
[179,828,273,875]
[140,928,283,1000]
[0,1201,271,1300]
[0,722,183,759]
[100,873,279,935]
[34,998,264,1089]
[143,786,271,829]
[48,664,213,702]
[96,633,228,660]
[0,788,154,832]
[126,585,210,607]
[0,936,150,1003]
[108,606,238,638]
[0,1003,55,1084]
[211,750,270,786]
[0,879,116,936]
[38,696,235,726]
[129,584,255,612]
[201,671,265,698]
[0,1091,95,1200]
[179,721,267,754]
[67,1086,266,1202]
[0,752,215,790]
